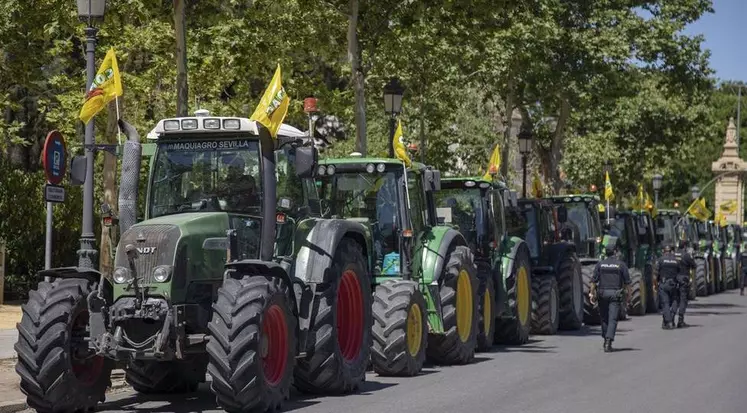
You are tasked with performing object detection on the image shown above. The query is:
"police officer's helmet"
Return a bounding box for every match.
[662,243,673,253]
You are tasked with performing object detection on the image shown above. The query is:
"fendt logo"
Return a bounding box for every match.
[137,247,157,254]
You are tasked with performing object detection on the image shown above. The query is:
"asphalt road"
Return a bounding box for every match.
[55,290,747,413]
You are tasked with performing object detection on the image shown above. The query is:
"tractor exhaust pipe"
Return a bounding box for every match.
[117,119,141,237]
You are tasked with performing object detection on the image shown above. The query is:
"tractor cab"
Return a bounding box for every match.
[655,210,680,250]
[610,211,640,268]
[548,195,604,261]
[512,199,561,267]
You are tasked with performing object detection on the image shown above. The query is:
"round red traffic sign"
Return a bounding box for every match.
[42,130,67,185]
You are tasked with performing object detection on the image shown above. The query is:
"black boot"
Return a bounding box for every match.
[604,339,612,353]
[677,318,689,328]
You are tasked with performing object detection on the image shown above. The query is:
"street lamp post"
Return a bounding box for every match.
[383,78,405,158]
[691,185,700,201]
[652,173,663,209]
[517,129,533,198]
[76,0,106,269]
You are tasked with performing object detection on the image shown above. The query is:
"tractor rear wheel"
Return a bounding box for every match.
[371,280,427,376]
[724,258,735,289]
[494,250,532,345]
[208,275,296,413]
[427,246,479,364]
[581,264,600,325]
[476,263,496,352]
[126,356,207,394]
[295,238,372,394]
[695,259,708,297]
[627,269,646,316]
[557,254,583,330]
[531,277,559,335]
[645,263,659,314]
[15,278,113,413]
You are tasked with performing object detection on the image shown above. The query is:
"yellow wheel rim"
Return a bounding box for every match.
[456,270,473,343]
[517,267,530,326]
[406,303,422,357]
[483,288,492,337]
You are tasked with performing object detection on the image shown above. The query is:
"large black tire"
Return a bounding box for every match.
[494,249,532,345]
[15,278,114,413]
[371,280,427,376]
[557,254,583,331]
[208,276,297,413]
[709,258,720,294]
[627,269,646,316]
[126,356,207,394]
[294,238,372,393]
[581,264,600,325]
[476,264,497,352]
[644,263,659,314]
[530,277,559,335]
[695,258,708,297]
[427,245,479,364]
[724,258,735,290]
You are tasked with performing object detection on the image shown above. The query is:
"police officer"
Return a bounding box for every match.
[655,244,681,330]
[672,240,696,328]
[589,237,632,353]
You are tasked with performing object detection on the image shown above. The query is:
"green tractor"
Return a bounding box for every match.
[725,223,742,289]
[315,157,480,376]
[547,195,608,325]
[510,198,584,334]
[690,218,715,296]
[708,220,726,293]
[607,210,650,316]
[15,114,376,413]
[434,177,535,346]
[629,210,661,313]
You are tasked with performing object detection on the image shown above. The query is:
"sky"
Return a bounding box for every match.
[683,0,745,82]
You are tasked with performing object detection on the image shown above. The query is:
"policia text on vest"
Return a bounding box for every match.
[590,257,632,352]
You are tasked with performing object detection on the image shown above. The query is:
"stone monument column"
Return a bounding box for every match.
[711,118,747,224]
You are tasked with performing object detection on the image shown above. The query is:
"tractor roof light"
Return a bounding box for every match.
[163,120,180,131]
[366,163,375,173]
[204,118,220,129]
[376,163,386,173]
[317,165,327,176]
[326,165,336,175]
[223,119,240,130]
[181,119,198,130]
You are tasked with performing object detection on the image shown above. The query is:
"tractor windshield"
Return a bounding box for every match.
[149,139,262,219]
[696,221,711,240]
[655,216,676,246]
[317,170,403,267]
[560,202,592,243]
[435,188,486,252]
[609,218,627,246]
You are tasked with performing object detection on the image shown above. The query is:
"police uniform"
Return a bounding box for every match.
[672,248,696,327]
[656,250,681,329]
[592,251,632,352]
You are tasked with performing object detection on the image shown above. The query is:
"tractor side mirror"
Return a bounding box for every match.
[557,206,568,223]
[70,156,87,186]
[423,169,441,192]
[294,146,318,178]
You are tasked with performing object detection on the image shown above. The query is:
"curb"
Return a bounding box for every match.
[0,379,130,413]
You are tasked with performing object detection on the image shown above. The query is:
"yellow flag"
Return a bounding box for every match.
[79,48,123,125]
[532,172,543,198]
[250,64,290,138]
[720,200,738,214]
[604,171,614,201]
[392,119,411,167]
[687,197,711,221]
[644,191,656,216]
[715,212,728,227]
[482,144,501,181]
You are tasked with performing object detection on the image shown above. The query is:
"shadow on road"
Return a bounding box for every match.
[490,339,556,354]
[687,310,743,316]
[556,326,598,337]
[609,347,639,353]
[688,302,743,309]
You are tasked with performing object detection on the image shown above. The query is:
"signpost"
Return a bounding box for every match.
[42,131,67,270]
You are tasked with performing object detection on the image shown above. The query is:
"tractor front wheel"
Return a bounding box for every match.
[557,254,583,330]
[371,280,427,376]
[627,269,646,316]
[581,264,600,325]
[15,278,113,413]
[531,277,559,335]
[494,251,532,345]
[294,238,372,394]
[427,246,479,364]
[695,258,708,296]
[724,258,735,290]
[208,276,297,413]
[476,263,496,352]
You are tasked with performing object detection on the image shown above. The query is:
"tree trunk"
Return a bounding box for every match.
[549,98,571,193]
[174,0,188,116]
[347,0,366,155]
[500,77,516,178]
[99,99,121,274]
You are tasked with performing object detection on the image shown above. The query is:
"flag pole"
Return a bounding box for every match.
[115,97,122,146]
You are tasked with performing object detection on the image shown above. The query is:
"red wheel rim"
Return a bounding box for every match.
[261,304,289,386]
[337,270,364,362]
[70,309,104,386]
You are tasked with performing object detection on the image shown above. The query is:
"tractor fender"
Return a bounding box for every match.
[420,226,467,285]
[292,218,371,285]
[38,266,107,285]
[500,236,531,291]
[225,259,299,316]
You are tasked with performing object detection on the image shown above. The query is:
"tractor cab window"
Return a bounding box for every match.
[435,187,486,252]
[317,170,403,268]
[491,190,506,243]
[696,221,711,240]
[635,215,654,245]
[407,172,426,233]
[149,139,262,219]
[609,218,628,248]
[276,146,319,218]
[506,207,528,241]
[655,216,676,246]
[560,202,590,246]
[519,205,540,259]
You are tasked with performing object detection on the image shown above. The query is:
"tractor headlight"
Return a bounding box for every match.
[113,267,132,284]
[376,163,386,173]
[317,165,327,176]
[326,165,336,175]
[365,163,375,173]
[153,265,172,283]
